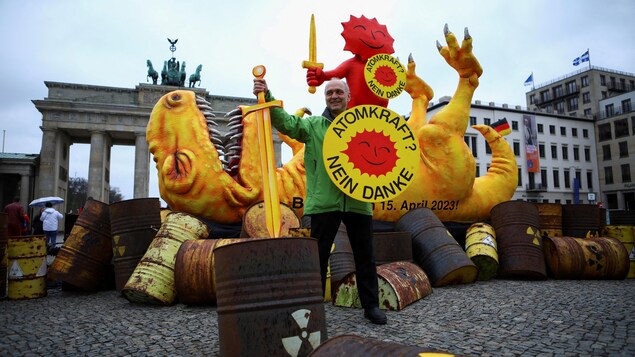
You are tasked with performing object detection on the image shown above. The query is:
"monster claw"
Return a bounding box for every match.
[436,40,442,51]
[444,23,449,36]
[225,108,241,117]
[464,27,471,40]
[408,53,414,63]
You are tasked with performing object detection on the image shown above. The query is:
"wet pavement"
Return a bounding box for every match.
[1,278,634,356]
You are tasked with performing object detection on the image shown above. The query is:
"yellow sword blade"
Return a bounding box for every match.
[302,14,324,94]
[252,65,282,238]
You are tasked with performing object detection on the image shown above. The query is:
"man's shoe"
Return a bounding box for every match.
[364,307,387,325]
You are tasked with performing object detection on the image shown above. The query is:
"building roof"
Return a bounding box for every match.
[0,153,39,160]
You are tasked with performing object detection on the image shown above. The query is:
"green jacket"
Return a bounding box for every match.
[267,91,372,216]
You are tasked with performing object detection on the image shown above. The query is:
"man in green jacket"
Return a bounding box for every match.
[253,78,387,325]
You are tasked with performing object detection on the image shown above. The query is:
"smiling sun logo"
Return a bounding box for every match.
[323,105,419,202]
[342,129,397,177]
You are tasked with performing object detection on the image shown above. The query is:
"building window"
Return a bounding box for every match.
[518,168,522,187]
[622,99,632,113]
[587,171,593,190]
[470,116,477,126]
[565,80,577,94]
[600,75,606,86]
[602,91,607,99]
[549,125,556,135]
[583,108,592,116]
[541,169,548,188]
[512,121,519,131]
[615,118,629,138]
[513,141,520,156]
[529,94,535,105]
[560,126,566,136]
[573,146,580,161]
[582,92,590,103]
[622,164,632,183]
[546,105,553,113]
[483,118,491,125]
[562,145,568,160]
[564,170,571,188]
[555,101,565,114]
[619,141,629,158]
[605,103,615,117]
[537,123,543,133]
[485,142,491,154]
[540,90,551,102]
[568,97,578,111]
[605,166,614,184]
[581,76,589,87]
[539,144,545,158]
[553,169,560,188]
[632,117,635,135]
[475,165,480,178]
[553,85,564,98]
[551,144,558,159]
[598,123,612,141]
[602,145,611,160]
[572,128,578,137]
[584,147,591,161]
[583,129,589,138]
[471,136,478,157]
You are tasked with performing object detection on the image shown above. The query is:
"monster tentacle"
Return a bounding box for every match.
[433,125,517,222]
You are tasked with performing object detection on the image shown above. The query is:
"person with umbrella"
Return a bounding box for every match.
[41,202,63,249]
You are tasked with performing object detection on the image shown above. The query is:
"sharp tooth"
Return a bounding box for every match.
[206,118,219,126]
[225,108,241,117]
[229,132,243,141]
[209,128,223,137]
[227,122,243,130]
[211,138,224,146]
[225,144,240,151]
[201,109,216,116]
[199,104,214,112]
[227,114,242,123]
[196,95,212,105]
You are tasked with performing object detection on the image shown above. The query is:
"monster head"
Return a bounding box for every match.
[341,15,395,60]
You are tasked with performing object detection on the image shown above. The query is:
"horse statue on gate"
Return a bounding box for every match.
[146,60,159,84]
[189,64,202,87]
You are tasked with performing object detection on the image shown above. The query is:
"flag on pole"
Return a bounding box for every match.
[573,49,590,66]
[491,118,511,136]
[524,73,534,86]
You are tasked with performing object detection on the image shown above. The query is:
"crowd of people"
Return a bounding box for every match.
[3,197,64,249]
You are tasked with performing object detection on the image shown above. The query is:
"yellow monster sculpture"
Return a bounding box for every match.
[146,25,517,224]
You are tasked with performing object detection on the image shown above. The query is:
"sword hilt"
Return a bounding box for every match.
[302,61,324,94]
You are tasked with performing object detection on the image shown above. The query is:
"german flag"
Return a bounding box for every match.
[491,118,511,136]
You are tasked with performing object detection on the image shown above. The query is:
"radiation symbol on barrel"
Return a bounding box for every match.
[112,235,126,257]
[281,309,321,357]
[323,105,419,203]
[526,227,541,246]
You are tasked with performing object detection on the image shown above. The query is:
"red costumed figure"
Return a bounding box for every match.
[306,15,395,108]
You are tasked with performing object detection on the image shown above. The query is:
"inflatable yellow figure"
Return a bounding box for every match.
[146,25,517,224]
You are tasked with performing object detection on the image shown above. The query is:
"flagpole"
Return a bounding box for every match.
[587,48,591,68]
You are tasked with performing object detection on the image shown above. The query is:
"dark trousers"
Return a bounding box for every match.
[311,211,379,309]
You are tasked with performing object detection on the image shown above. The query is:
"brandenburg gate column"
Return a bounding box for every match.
[133,132,150,198]
[37,128,58,198]
[87,130,111,203]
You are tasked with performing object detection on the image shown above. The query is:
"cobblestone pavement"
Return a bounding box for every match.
[1,279,634,356]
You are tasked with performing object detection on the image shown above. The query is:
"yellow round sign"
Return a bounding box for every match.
[323,105,419,202]
[364,54,407,99]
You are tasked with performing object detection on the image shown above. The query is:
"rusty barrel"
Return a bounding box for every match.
[465,223,498,281]
[602,225,635,278]
[333,261,431,311]
[490,201,547,280]
[395,208,477,287]
[8,235,47,300]
[174,238,254,305]
[215,237,326,357]
[543,236,629,279]
[534,202,562,238]
[109,198,162,292]
[562,204,605,238]
[240,201,300,238]
[0,213,7,298]
[48,199,112,291]
[373,231,412,265]
[307,334,458,356]
[609,210,635,225]
[123,212,209,305]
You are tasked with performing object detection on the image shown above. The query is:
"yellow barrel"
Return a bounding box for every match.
[603,225,635,278]
[465,223,499,281]
[7,235,47,300]
[123,212,209,305]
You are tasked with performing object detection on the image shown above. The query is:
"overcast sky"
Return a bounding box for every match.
[1,0,634,201]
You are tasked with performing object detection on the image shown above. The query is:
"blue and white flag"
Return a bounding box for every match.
[573,49,590,66]
[524,73,533,86]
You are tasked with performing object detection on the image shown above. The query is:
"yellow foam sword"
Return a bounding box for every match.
[302,14,324,94]
[243,65,283,237]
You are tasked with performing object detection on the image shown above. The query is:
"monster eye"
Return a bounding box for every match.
[171,93,181,101]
